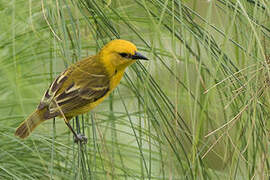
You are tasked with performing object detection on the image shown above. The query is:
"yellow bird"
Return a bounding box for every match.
[15,39,148,142]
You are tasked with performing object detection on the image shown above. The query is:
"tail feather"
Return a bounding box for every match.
[15,109,45,139]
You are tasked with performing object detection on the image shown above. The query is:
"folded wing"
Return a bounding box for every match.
[37,56,110,119]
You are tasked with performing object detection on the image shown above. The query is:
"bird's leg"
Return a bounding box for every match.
[64,118,87,144]
[53,100,87,144]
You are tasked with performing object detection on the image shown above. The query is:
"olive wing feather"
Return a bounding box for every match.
[38,57,110,118]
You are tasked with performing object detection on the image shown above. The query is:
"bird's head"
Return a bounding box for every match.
[99,39,148,71]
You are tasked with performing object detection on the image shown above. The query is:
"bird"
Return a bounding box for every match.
[15,39,148,143]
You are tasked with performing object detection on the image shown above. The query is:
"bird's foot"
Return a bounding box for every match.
[74,134,88,144]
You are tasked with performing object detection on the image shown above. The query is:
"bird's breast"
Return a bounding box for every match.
[109,70,125,91]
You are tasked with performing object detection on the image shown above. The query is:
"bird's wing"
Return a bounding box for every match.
[38,69,70,110]
[38,57,110,118]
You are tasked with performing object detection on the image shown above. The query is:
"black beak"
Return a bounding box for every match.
[131,51,148,60]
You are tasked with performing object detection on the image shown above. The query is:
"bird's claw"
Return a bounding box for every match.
[74,134,88,144]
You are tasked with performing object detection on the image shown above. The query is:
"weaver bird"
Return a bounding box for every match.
[15,39,148,143]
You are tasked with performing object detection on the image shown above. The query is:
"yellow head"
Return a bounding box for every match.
[99,39,148,70]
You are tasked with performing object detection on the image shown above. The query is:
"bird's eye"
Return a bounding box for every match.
[119,53,130,58]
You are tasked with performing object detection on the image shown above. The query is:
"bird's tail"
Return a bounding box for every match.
[15,109,46,139]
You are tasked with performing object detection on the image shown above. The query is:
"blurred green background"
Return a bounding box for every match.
[1,0,270,179]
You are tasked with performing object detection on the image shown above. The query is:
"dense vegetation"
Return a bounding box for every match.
[1,0,270,179]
